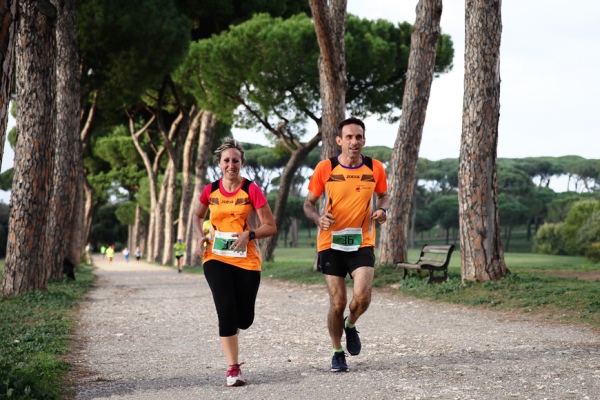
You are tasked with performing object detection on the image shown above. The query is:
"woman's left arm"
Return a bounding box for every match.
[253,203,277,239]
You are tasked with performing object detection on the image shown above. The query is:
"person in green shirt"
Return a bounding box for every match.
[105,245,115,264]
[173,238,186,273]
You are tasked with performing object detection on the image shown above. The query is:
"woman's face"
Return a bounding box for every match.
[218,148,243,179]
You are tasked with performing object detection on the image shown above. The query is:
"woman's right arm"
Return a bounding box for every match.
[193,201,209,256]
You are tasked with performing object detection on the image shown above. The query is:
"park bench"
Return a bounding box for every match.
[397,244,455,284]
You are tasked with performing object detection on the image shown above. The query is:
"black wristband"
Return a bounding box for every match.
[249,230,256,240]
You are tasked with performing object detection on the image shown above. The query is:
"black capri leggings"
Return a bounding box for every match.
[203,260,261,337]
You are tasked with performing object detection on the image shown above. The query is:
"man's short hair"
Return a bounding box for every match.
[338,117,365,135]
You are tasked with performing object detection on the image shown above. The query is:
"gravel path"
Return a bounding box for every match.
[70,256,600,400]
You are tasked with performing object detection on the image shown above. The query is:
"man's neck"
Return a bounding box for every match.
[337,154,363,168]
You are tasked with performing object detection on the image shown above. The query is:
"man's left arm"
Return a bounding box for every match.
[376,192,389,212]
[372,191,390,223]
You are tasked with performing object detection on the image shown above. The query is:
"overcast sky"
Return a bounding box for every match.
[2,0,598,200]
[234,0,600,161]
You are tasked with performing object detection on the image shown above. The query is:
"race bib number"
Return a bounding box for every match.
[330,228,362,252]
[212,231,247,258]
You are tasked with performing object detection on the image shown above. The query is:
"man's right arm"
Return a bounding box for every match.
[303,191,321,226]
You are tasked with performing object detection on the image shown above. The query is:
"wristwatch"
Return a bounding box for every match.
[249,230,256,241]
[378,208,388,216]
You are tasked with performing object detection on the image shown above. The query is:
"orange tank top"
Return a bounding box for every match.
[201,179,265,271]
[307,155,388,252]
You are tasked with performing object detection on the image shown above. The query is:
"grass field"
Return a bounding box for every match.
[261,245,600,330]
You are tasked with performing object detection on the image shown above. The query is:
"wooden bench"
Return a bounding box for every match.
[397,244,455,284]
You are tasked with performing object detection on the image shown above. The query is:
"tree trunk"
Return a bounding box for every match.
[46,0,81,279]
[69,170,85,264]
[177,106,203,263]
[309,0,347,270]
[409,186,417,249]
[458,0,506,282]
[82,178,95,248]
[184,111,217,266]
[151,173,169,263]
[132,203,147,256]
[289,217,298,248]
[378,0,443,265]
[69,93,96,263]
[160,161,177,265]
[155,86,185,264]
[0,0,17,162]
[261,136,321,261]
[309,0,347,159]
[1,0,56,296]
[128,112,157,259]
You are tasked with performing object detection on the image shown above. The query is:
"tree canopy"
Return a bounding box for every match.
[77,0,192,113]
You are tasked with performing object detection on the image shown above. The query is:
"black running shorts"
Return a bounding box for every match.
[318,247,375,278]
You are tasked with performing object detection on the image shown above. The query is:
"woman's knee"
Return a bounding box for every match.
[218,321,238,337]
[238,315,254,331]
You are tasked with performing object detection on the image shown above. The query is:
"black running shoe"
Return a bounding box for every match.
[344,317,361,356]
[331,351,348,372]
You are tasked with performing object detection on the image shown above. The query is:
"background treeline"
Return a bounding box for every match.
[1,0,455,270]
[3,146,597,261]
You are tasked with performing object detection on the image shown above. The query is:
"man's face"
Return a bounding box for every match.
[336,124,365,160]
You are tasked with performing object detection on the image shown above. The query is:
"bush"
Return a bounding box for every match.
[562,200,600,255]
[534,222,567,255]
[585,242,600,263]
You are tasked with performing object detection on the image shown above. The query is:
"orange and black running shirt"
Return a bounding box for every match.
[199,178,267,271]
[307,155,388,252]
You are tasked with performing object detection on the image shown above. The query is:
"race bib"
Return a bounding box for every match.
[212,231,247,258]
[330,228,362,252]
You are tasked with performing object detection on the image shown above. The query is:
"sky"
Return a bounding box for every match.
[2,0,599,201]
[232,0,600,161]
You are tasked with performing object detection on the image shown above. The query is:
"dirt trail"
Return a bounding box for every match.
[71,256,599,400]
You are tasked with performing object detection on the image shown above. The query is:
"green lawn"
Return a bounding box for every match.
[264,246,600,330]
[0,263,96,399]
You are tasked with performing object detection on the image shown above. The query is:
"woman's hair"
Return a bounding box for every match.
[213,137,245,165]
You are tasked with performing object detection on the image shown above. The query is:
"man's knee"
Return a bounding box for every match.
[351,290,372,309]
[330,297,347,314]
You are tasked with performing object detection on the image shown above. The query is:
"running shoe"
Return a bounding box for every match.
[226,363,247,387]
[344,317,361,355]
[331,351,348,372]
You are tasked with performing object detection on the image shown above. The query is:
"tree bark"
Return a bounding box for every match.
[0,0,17,163]
[289,217,298,248]
[46,0,81,278]
[177,106,202,264]
[309,0,347,159]
[127,111,158,260]
[409,185,418,248]
[309,0,347,270]
[70,93,96,263]
[184,110,217,266]
[458,0,506,282]
[261,135,321,261]
[1,0,57,296]
[82,178,94,248]
[132,203,147,256]
[160,161,177,265]
[378,0,443,265]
